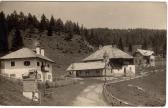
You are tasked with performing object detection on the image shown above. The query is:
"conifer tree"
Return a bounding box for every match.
[11,29,24,51]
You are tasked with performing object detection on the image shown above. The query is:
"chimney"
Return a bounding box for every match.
[34,40,41,55]
[36,46,41,55]
[41,48,45,56]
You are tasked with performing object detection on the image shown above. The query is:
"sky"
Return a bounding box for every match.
[0,1,166,29]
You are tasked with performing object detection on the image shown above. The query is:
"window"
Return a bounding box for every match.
[96,70,100,74]
[47,64,50,67]
[11,61,15,67]
[48,75,51,79]
[24,61,30,66]
[37,62,40,66]
[86,71,89,75]
[10,74,16,78]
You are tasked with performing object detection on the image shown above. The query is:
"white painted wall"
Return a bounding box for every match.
[23,91,39,101]
[105,65,135,77]
[0,58,53,82]
[70,65,135,77]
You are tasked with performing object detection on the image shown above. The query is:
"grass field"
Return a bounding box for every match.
[106,63,166,106]
[0,76,35,105]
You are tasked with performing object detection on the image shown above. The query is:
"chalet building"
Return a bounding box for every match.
[133,49,155,67]
[0,46,54,82]
[67,45,135,77]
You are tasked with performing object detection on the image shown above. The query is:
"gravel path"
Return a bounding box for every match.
[72,83,108,106]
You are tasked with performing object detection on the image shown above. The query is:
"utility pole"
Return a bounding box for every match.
[103,51,109,85]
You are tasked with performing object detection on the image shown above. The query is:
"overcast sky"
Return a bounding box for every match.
[0,2,166,29]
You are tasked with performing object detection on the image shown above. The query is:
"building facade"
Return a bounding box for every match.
[0,47,54,82]
[67,45,135,77]
[133,49,155,67]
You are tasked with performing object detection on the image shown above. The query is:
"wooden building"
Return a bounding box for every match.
[133,49,155,67]
[67,45,135,77]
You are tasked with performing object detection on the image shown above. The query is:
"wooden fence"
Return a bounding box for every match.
[102,84,132,106]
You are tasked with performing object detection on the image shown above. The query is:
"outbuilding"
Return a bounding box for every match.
[67,45,135,77]
[133,49,155,67]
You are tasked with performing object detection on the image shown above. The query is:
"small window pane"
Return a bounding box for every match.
[37,62,40,66]
[11,61,15,66]
[24,61,30,66]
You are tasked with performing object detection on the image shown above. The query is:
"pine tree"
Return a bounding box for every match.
[39,14,48,32]
[55,18,64,35]
[142,39,148,50]
[118,38,124,50]
[47,16,55,36]
[0,11,9,53]
[128,43,132,53]
[47,25,52,36]
[11,29,24,51]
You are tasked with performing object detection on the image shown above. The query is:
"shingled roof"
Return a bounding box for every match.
[0,48,54,63]
[66,61,105,71]
[136,49,154,56]
[83,45,133,62]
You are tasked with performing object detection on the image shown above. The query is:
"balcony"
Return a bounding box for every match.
[41,65,49,72]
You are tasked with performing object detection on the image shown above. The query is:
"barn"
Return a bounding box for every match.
[133,49,155,67]
[67,45,135,77]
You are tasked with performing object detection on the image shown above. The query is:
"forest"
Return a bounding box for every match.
[0,11,166,56]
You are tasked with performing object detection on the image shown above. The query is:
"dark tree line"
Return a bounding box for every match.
[0,11,84,54]
[85,28,166,56]
[0,11,167,57]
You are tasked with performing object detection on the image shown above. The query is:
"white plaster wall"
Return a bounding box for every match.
[23,91,39,101]
[150,55,155,66]
[36,58,53,82]
[0,58,53,82]
[1,68,36,79]
[104,65,135,77]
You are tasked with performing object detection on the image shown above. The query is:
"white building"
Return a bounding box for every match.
[67,45,135,77]
[0,47,54,82]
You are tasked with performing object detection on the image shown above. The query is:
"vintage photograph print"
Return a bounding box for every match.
[0,1,166,106]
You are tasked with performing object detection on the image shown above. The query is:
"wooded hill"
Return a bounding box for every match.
[0,11,166,56]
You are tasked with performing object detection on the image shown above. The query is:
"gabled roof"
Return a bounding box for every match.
[66,61,105,71]
[83,45,133,62]
[136,49,154,56]
[0,48,54,63]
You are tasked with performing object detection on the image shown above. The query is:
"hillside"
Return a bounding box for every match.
[8,29,94,80]
[0,76,34,105]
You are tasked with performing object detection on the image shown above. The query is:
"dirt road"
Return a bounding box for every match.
[72,83,108,106]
